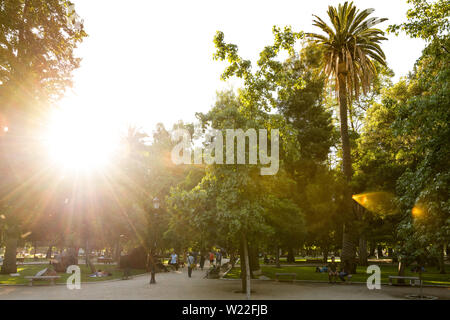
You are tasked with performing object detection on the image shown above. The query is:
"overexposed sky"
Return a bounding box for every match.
[65,0,425,134]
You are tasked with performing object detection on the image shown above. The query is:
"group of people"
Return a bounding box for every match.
[316,256,352,283]
[167,250,224,278]
[89,269,112,278]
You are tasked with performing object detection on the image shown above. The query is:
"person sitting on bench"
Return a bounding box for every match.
[411,266,425,273]
[339,261,352,282]
[90,269,112,277]
[316,266,328,273]
[327,256,338,283]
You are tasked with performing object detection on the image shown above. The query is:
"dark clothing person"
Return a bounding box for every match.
[187,254,195,278]
[411,266,425,273]
[339,261,352,282]
[327,259,338,283]
[216,252,222,266]
[327,261,337,272]
[200,255,206,270]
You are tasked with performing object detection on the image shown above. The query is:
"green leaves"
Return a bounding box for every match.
[388,0,450,43]
[213,26,304,112]
[0,0,88,117]
[307,1,388,99]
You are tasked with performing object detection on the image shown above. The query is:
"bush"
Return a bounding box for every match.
[120,247,147,269]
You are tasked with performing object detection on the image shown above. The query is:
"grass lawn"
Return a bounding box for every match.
[225,265,450,286]
[22,258,49,263]
[0,264,146,285]
[259,257,342,264]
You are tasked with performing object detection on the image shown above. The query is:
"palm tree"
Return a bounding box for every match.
[307,2,387,267]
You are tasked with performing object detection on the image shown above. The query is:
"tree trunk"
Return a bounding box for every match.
[359,235,368,266]
[337,71,356,272]
[46,245,53,259]
[240,234,251,299]
[275,244,281,268]
[33,241,37,260]
[337,68,352,181]
[114,238,121,262]
[1,237,18,274]
[341,224,356,272]
[397,260,406,284]
[323,247,329,263]
[239,237,246,292]
[85,240,96,274]
[369,241,376,257]
[287,247,295,263]
[438,244,446,274]
[248,244,260,277]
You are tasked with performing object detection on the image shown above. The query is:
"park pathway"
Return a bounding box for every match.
[0,265,449,300]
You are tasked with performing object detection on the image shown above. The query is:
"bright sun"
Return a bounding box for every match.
[44,101,120,172]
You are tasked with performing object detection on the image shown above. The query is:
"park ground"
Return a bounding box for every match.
[0,267,449,300]
[0,263,146,285]
[225,264,450,286]
[1,257,449,286]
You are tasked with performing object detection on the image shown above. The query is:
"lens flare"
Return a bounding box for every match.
[411,204,426,218]
[352,192,397,215]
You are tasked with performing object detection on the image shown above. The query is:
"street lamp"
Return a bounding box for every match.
[153,197,160,209]
[149,197,160,284]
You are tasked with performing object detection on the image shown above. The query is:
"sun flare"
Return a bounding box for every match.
[44,102,120,172]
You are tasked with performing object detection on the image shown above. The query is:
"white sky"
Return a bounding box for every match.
[65,0,425,134]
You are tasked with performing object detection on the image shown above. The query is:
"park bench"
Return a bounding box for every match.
[305,259,323,263]
[388,275,422,286]
[275,273,297,282]
[24,268,61,286]
[97,257,113,264]
[24,275,60,286]
[16,257,25,264]
[204,266,220,279]
[342,274,353,284]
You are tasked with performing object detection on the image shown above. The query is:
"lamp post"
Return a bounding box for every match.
[153,197,160,210]
[149,197,160,284]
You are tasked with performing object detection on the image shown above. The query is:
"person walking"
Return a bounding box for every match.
[216,250,222,267]
[187,252,195,278]
[209,251,215,266]
[170,251,178,271]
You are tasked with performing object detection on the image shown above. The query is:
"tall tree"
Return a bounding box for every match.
[385,0,450,276]
[169,91,295,295]
[388,0,449,53]
[307,1,388,268]
[0,0,86,273]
